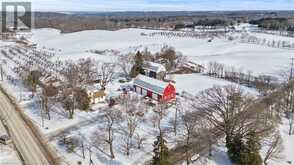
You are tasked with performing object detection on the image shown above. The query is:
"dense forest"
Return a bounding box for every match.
[30,11,294,33]
[250,17,294,31]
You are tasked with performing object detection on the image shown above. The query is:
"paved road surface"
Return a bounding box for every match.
[0,90,59,165]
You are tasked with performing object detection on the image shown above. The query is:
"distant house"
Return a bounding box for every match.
[133,75,176,103]
[143,62,166,80]
[39,75,61,89]
[86,85,106,104]
[0,32,16,40]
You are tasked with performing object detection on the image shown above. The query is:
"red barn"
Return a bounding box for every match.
[133,75,176,102]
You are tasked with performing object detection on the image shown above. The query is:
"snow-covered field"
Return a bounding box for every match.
[29,28,294,76]
[173,73,257,95]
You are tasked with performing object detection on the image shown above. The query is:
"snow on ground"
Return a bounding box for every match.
[275,117,294,165]
[252,32,294,43]
[172,73,257,95]
[0,145,21,164]
[0,107,21,164]
[29,27,294,76]
[197,142,232,165]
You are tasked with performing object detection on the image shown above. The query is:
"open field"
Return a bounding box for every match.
[29,27,294,76]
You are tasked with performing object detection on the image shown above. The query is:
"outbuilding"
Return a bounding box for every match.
[143,62,166,80]
[133,74,176,103]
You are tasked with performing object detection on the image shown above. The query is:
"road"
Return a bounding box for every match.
[0,89,60,165]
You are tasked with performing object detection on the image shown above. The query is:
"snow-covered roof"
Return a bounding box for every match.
[86,84,103,92]
[133,74,169,95]
[184,61,205,69]
[144,62,166,73]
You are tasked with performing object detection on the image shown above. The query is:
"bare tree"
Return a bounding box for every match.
[90,130,112,158]
[179,110,206,165]
[0,59,5,81]
[118,94,145,156]
[63,61,79,87]
[41,85,58,120]
[97,62,115,88]
[289,112,294,135]
[77,58,96,84]
[78,132,86,159]
[61,90,75,119]
[154,101,169,133]
[263,132,284,165]
[41,93,50,120]
[93,107,122,159]
[117,53,134,77]
[169,99,182,136]
[134,133,147,150]
[194,85,255,145]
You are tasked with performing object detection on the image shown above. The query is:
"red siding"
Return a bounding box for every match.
[162,84,176,102]
[134,84,176,103]
[147,90,152,97]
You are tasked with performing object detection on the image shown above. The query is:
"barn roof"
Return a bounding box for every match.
[133,74,169,95]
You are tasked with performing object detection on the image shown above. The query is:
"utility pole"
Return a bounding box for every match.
[174,99,180,136]
[19,84,22,102]
[0,59,4,81]
[287,58,294,113]
[89,147,94,165]
[79,132,85,159]
[40,95,44,128]
[290,57,294,80]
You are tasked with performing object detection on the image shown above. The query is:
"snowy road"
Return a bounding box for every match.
[0,90,60,165]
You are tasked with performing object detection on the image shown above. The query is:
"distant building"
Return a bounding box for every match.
[39,75,61,88]
[16,38,37,48]
[86,85,106,104]
[182,61,205,73]
[0,32,16,40]
[133,74,176,103]
[171,61,205,74]
[143,62,166,80]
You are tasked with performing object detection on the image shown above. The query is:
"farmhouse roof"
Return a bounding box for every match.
[133,74,169,95]
[86,84,103,92]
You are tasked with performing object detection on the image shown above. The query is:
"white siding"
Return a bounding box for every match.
[152,93,158,100]
[142,89,147,96]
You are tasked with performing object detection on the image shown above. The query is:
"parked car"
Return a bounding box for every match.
[0,134,12,145]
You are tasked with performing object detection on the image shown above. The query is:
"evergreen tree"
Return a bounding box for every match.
[152,133,171,165]
[227,133,246,164]
[241,131,262,165]
[130,51,145,78]
[227,132,262,165]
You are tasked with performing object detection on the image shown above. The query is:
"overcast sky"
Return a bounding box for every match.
[4,0,294,11]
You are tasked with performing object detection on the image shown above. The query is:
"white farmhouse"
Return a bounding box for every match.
[86,85,106,104]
